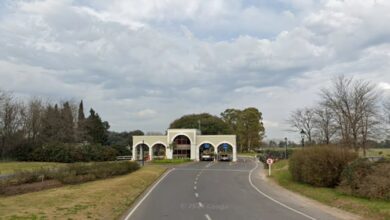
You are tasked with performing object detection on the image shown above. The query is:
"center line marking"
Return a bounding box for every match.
[199,202,204,208]
[195,193,199,198]
[194,186,197,190]
[205,214,212,220]
[194,181,197,185]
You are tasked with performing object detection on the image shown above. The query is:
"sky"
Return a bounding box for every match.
[1,0,390,141]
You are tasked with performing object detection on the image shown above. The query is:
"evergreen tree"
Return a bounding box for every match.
[86,108,110,145]
[77,100,87,142]
[59,102,74,143]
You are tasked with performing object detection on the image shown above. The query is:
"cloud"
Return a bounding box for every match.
[0,0,389,141]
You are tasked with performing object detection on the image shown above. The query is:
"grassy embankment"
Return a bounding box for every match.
[0,162,66,175]
[0,165,166,219]
[270,160,390,220]
[151,158,192,164]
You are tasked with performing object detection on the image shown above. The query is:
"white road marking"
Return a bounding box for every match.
[195,193,199,198]
[175,168,250,172]
[194,186,197,190]
[205,214,212,220]
[248,161,317,220]
[199,202,204,208]
[124,168,175,220]
[194,181,197,185]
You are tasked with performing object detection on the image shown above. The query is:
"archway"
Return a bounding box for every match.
[172,135,191,159]
[152,143,166,160]
[199,143,215,161]
[217,143,233,161]
[135,143,150,161]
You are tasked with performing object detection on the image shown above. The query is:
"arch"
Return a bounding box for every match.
[217,142,234,161]
[134,143,150,161]
[170,133,194,144]
[172,135,191,159]
[151,142,166,160]
[198,143,215,161]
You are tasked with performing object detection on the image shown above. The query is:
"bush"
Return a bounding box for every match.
[289,146,357,187]
[31,143,119,162]
[0,161,139,192]
[339,158,390,200]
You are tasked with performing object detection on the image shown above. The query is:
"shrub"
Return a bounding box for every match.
[339,158,390,200]
[31,143,119,162]
[289,146,357,187]
[258,149,295,168]
[0,161,139,192]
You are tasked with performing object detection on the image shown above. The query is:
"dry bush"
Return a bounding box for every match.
[289,146,358,187]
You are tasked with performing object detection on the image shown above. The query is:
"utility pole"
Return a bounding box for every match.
[141,140,144,167]
[284,137,288,159]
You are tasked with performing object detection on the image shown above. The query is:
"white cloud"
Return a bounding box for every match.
[0,0,389,140]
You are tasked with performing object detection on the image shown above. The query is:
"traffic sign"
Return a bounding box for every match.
[266,158,274,165]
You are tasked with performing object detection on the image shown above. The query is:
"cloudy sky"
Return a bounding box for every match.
[1,0,390,141]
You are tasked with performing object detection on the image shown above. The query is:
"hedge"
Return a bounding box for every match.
[0,161,140,193]
[289,146,357,187]
[31,143,118,163]
[339,158,390,200]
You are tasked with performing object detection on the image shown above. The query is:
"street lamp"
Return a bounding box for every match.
[284,137,288,159]
[300,129,306,148]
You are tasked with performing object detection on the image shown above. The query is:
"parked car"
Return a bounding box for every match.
[219,153,231,161]
[201,154,214,161]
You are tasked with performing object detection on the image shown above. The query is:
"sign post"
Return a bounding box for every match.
[266,158,274,176]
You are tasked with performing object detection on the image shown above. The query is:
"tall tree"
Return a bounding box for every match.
[287,107,315,144]
[86,108,110,145]
[313,105,337,144]
[59,102,75,143]
[221,109,241,132]
[169,113,232,135]
[321,75,380,155]
[236,107,265,152]
[77,100,88,142]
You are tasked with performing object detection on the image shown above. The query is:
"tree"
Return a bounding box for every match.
[221,109,241,132]
[76,100,88,142]
[169,113,232,135]
[321,75,380,155]
[313,105,337,144]
[287,107,315,144]
[86,108,110,145]
[236,107,265,152]
[0,91,24,158]
[59,102,75,143]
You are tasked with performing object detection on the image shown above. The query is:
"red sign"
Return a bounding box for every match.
[266,158,274,165]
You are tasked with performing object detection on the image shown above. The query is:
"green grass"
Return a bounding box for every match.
[0,165,166,219]
[151,158,192,164]
[0,162,66,175]
[238,152,257,157]
[270,160,390,220]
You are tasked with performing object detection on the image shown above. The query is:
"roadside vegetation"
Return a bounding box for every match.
[270,159,390,220]
[0,166,166,220]
[152,158,192,164]
[0,161,65,174]
[0,161,139,195]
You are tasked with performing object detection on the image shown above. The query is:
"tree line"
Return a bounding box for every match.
[288,75,390,155]
[0,90,115,160]
[169,107,265,152]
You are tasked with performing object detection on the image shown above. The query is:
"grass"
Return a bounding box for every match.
[0,165,166,220]
[270,160,390,220]
[151,158,192,164]
[238,152,257,157]
[363,148,390,158]
[0,162,66,175]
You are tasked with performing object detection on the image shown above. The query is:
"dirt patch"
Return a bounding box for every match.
[1,180,63,196]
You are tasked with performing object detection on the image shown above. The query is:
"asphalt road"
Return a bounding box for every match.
[124,157,353,220]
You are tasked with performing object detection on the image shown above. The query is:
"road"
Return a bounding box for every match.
[124,157,356,220]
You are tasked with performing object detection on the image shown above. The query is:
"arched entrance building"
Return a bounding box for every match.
[132,129,237,162]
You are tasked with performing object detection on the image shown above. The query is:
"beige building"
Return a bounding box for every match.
[132,129,237,162]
